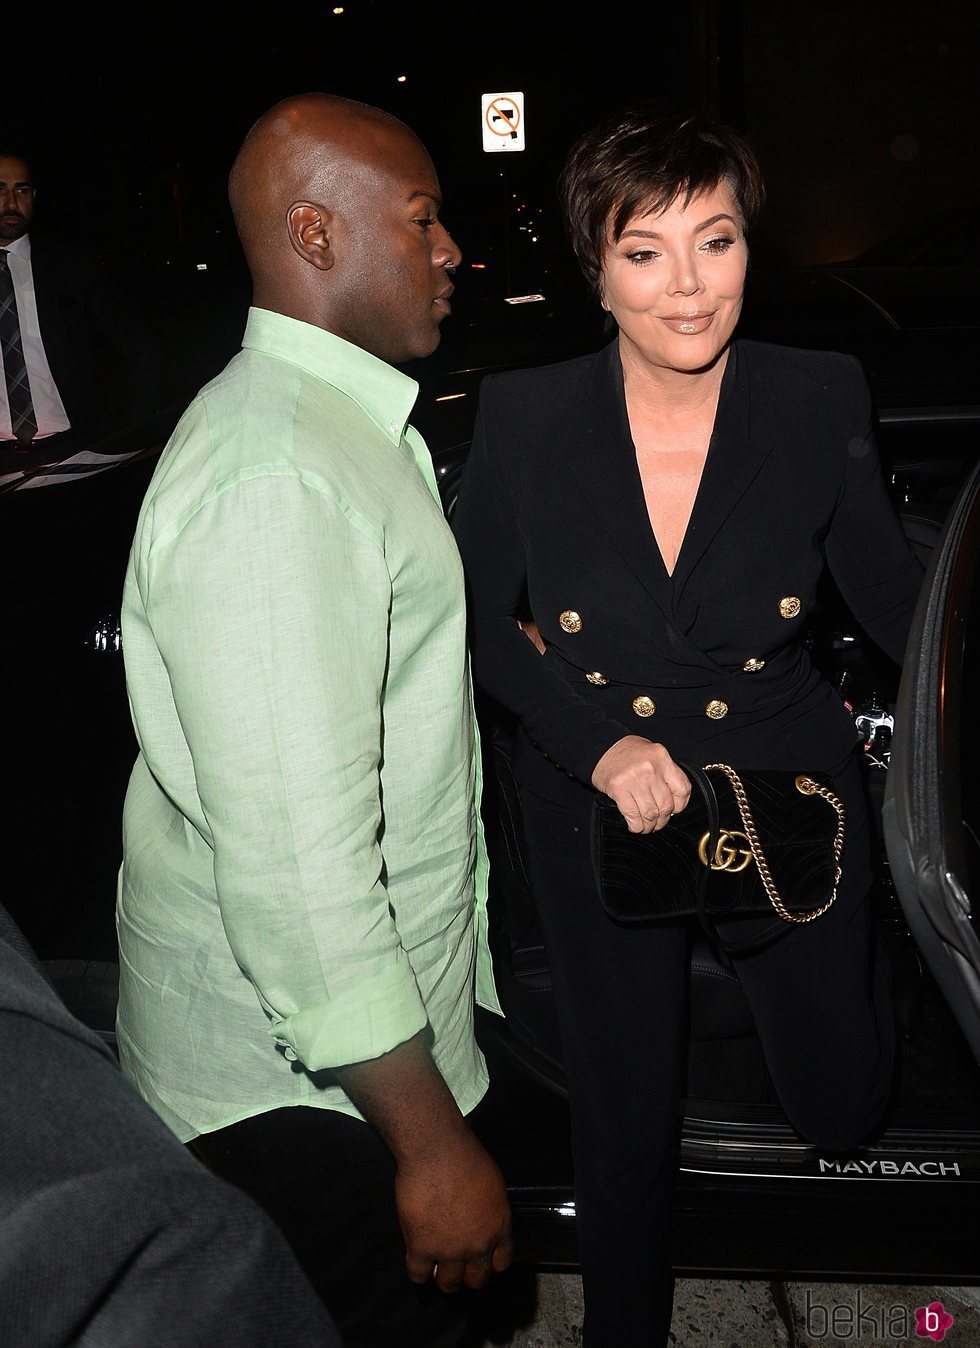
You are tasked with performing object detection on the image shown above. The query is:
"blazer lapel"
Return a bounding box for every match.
[565,339,777,630]
[670,341,775,591]
[567,339,675,614]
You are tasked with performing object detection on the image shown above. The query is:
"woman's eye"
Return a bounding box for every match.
[702,235,736,254]
[626,249,659,265]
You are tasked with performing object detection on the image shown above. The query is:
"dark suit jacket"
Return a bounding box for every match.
[452,337,924,802]
[2,243,167,960]
[0,903,342,1347]
[29,235,163,442]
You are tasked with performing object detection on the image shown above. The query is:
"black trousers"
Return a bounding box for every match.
[518,751,896,1348]
[191,1106,474,1348]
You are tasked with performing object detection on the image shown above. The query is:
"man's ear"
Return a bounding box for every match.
[287,202,335,271]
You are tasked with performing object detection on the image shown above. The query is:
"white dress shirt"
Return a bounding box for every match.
[1,235,71,440]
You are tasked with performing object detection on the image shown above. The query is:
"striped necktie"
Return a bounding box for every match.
[0,250,38,447]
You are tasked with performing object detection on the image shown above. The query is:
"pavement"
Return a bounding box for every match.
[469,1271,978,1345]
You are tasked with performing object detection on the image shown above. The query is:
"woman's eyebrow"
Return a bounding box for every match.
[620,212,738,240]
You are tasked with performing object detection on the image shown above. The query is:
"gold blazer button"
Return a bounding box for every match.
[779,596,802,619]
[742,658,766,672]
[632,695,656,717]
[705,699,729,719]
[586,671,608,686]
[559,610,583,633]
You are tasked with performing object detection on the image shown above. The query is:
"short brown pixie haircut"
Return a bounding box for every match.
[559,104,766,298]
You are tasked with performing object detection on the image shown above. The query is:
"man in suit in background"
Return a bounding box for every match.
[0,147,162,472]
[0,148,166,963]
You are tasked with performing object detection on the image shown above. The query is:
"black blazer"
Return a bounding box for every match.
[451,338,924,801]
[29,235,163,440]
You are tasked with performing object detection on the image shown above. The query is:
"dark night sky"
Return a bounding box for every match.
[7,2,978,300]
[11,7,702,264]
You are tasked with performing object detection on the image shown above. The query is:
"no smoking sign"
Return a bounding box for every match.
[481,92,526,152]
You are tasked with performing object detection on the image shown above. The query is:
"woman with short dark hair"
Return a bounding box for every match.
[452,102,923,1346]
[560,105,766,299]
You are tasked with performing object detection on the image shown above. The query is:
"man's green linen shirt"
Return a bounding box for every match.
[116,308,499,1142]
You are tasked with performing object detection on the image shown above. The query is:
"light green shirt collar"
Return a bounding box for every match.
[242,306,420,447]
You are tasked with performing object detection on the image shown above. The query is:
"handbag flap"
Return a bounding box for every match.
[591,764,842,927]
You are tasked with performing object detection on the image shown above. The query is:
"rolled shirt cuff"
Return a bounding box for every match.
[268,948,429,1071]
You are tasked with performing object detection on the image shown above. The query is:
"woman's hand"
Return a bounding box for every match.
[591,736,690,834]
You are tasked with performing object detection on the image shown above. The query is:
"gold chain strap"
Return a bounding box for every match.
[702,764,847,924]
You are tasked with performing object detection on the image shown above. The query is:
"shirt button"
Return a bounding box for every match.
[559,610,583,633]
[586,671,608,686]
[742,658,766,672]
[632,695,657,717]
[388,420,399,434]
[705,699,729,719]
[779,596,802,619]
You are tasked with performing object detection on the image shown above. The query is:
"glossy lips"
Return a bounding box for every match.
[659,310,715,334]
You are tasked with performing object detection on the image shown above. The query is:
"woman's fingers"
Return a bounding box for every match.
[591,736,690,834]
[632,797,675,833]
[664,763,692,815]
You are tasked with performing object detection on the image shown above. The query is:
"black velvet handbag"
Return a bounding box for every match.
[590,762,846,951]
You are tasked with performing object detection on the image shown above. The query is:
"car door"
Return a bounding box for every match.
[883,456,980,1063]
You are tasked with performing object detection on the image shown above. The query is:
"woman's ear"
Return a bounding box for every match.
[286,202,335,271]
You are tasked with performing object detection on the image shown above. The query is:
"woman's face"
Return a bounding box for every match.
[600,180,748,377]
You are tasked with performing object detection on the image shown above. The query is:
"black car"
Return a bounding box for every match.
[4,263,978,1284]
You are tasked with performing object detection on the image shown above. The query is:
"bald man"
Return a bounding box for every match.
[116,94,511,1347]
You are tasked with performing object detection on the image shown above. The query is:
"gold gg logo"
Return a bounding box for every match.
[698,830,753,873]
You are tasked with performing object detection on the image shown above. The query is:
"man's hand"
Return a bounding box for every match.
[334,1033,513,1294]
[397,1128,513,1291]
[592,735,690,833]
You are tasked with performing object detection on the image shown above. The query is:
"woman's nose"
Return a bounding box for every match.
[667,253,703,295]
